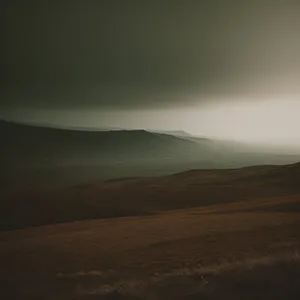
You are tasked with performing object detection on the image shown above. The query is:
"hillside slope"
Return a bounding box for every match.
[1,195,300,300]
[1,162,300,231]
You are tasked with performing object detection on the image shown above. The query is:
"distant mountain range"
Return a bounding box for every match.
[1,120,213,167]
[1,119,300,191]
[150,130,192,137]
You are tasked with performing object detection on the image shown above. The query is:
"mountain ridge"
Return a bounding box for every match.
[1,119,300,192]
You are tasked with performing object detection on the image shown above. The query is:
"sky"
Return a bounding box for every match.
[2,1,300,146]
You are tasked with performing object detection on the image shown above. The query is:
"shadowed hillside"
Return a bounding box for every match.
[0,120,214,192]
[1,162,300,231]
[1,120,300,192]
[0,120,213,167]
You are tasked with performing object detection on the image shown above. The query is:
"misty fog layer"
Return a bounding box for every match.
[4,97,300,149]
[2,1,300,147]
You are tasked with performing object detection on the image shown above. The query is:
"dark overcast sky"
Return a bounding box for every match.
[2,0,300,112]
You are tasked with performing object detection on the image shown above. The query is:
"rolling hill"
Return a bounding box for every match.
[0,165,300,299]
[1,162,300,231]
[1,149,300,299]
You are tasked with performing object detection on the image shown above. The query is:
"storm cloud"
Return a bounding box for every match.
[2,0,300,111]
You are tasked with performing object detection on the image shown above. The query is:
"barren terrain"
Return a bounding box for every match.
[0,163,300,299]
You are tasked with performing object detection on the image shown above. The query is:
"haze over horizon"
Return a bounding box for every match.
[2,1,300,148]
